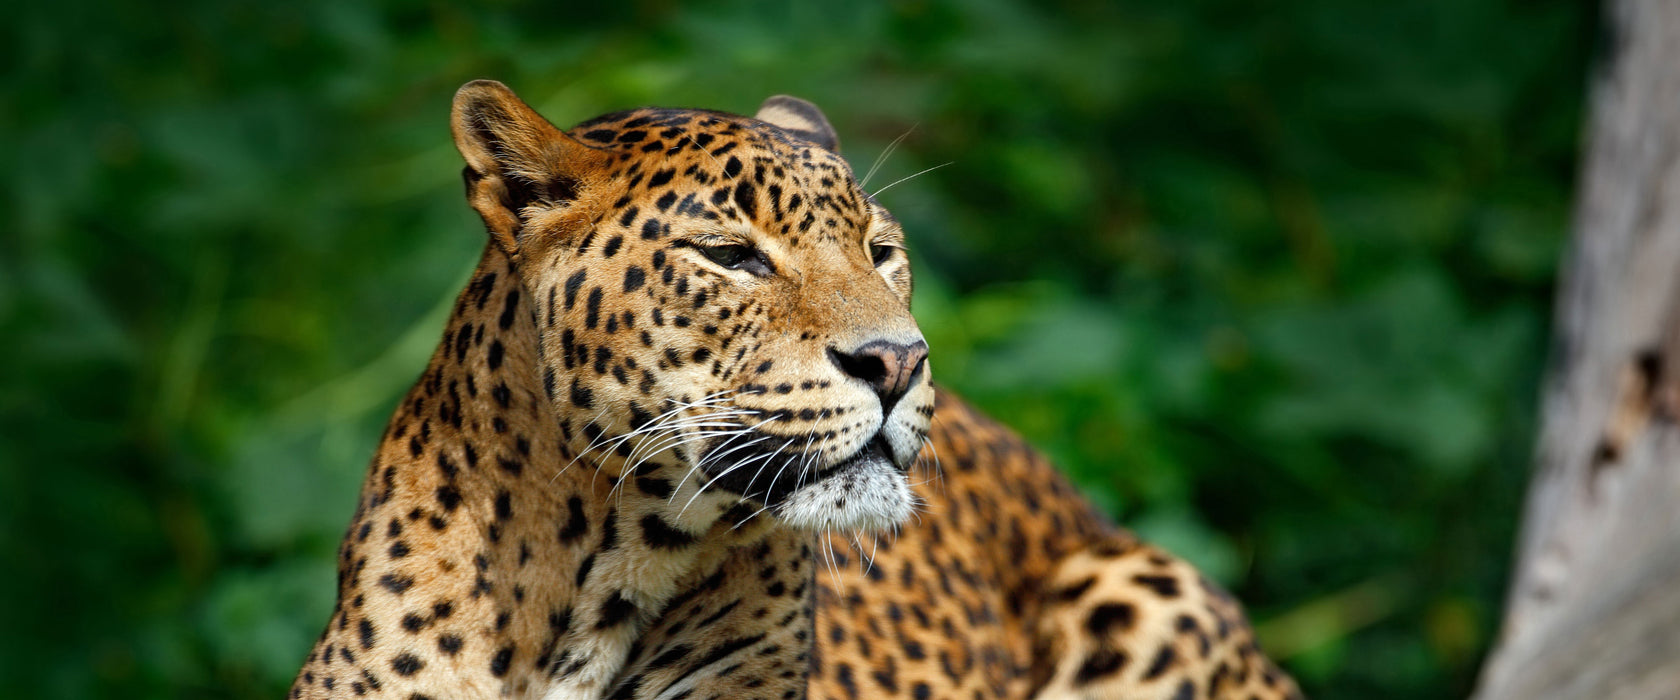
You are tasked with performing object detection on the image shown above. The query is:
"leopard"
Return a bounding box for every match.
[288,79,1302,700]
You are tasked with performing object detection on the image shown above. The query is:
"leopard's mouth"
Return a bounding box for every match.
[808,435,899,482]
[699,432,903,510]
[773,433,916,532]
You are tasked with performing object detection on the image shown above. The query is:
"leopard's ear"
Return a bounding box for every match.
[754,95,839,153]
[452,80,607,256]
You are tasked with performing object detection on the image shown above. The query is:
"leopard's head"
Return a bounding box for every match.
[451,81,931,534]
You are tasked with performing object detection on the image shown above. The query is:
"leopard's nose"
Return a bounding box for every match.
[829,339,929,415]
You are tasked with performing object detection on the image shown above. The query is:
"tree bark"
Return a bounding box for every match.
[1472,2,1680,698]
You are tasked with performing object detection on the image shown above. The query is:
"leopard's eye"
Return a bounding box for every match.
[700,244,754,269]
[870,243,895,267]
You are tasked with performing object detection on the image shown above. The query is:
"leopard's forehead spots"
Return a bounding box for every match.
[568,108,874,249]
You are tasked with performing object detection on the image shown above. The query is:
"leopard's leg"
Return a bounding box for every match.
[1030,536,1303,700]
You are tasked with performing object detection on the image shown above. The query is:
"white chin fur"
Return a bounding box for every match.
[775,458,914,533]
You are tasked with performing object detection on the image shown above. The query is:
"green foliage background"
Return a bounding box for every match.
[1,0,1595,697]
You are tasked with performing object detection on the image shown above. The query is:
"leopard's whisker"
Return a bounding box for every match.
[647,426,758,491]
[620,412,758,473]
[670,426,763,483]
[726,439,799,524]
[677,442,780,521]
[604,400,752,463]
[739,433,797,502]
[663,430,763,507]
[683,132,727,172]
[762,435,819,531]
[823,531,845,593]
[870,161,953,198]
[858,123,919,188]
[727,499,778,533]
[670,418,782,511]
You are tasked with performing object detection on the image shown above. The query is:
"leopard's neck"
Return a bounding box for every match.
[299,244,804,699]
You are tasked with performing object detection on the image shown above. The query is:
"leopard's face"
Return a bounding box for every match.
[452,83,931,533]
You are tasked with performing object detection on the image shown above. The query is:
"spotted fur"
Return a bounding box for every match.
[288,80,1299,700]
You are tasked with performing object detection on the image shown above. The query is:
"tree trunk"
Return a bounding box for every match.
[1472,1,1680,698]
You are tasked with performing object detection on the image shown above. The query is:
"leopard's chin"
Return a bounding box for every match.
[775,441,916,533]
